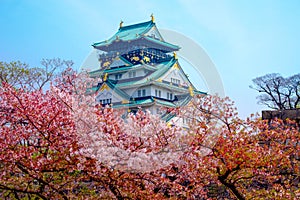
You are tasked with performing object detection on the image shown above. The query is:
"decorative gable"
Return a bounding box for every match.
[160,62,190,87]
[109,56,131,68]
[95,83,125,104]
[145,26,164,41]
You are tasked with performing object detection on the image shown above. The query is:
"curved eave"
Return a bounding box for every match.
[93,20,154,47]
[154,99,176,107]
[144,36,180,51]
[119,20,154,32]
[145,58,177,80]
[194,90,207,95]
[153,81,206,95]
[113,99,155,108]
[152,81,191,92]
[116,81,153,89]
[93,37,179,52]
[104,63,157,74]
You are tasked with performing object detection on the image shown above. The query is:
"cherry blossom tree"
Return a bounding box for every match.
[0,82,81,199]
[153,95,300,199]
[0,69,184,199]
[0,69,299,199]
[0,58,73,91]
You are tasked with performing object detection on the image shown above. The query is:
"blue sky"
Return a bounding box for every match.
[1,0,300,118]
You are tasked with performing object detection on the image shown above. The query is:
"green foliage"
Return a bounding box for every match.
[0,58,73,90]
[0,61,30,88]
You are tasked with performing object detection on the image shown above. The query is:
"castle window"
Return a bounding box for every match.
[115,74,122,80]
[167,92,173,100]
[129,71,136,78]
[155,89,161,97]
[99,98,112,105]
[138,89,146,97]
[171,78,180,85]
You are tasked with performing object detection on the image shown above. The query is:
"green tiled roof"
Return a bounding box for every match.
[113,96,177,109]
[89,58,206,98]
[88,81,131,100]
[89,62,160,78]
[104,63,156,74]
[93,21,154,47]
[113,98,155,108]
[90,65,133,76]
[144,36,180,51]
[143,58,176,81]
[177,94,193,107]
[155,99,176,107]
[105,80,131,99]
[194,90,207,95]
[92,20,179,51]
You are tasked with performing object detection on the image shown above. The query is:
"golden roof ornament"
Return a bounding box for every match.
[173,51,178,59]
[119,20,123,28]
[189,85,194,96]
[150,14,155,22]
[103,73,108,81]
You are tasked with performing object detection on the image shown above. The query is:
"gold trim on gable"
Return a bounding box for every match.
[173,63,180,70]
[100,84,110,91]
[188,85,194,96]
[103,73,108,81]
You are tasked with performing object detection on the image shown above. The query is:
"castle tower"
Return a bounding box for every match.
[88,17,205,119]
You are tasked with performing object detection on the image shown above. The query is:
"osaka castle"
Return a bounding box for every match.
[88,15,205,119]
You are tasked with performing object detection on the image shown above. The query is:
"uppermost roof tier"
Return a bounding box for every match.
[92,20,180,53]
